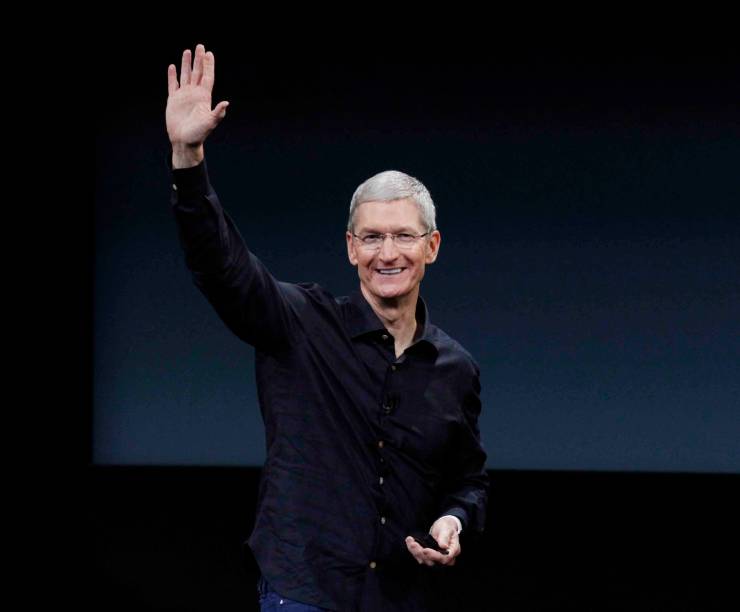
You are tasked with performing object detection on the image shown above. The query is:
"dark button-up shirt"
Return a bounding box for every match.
[170,159,489,611]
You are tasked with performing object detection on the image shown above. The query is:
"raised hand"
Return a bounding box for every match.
[166,43,229,167]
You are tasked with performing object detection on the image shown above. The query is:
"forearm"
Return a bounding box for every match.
[170,157,238,275]
[438,367,489,534]
[438,475,488,535]
[169,156,294,349]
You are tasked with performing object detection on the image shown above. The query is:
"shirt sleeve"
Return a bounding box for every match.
[169,155,301,352]
[437,361,489,536]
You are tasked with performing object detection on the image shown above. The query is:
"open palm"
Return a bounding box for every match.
[166,44,228,147]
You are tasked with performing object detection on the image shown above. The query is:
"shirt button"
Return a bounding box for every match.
[369,561,377,569]
[391,365,397,371]
[380,516,386,525]
[377,440,384,448]
[379,476,384,485]
[172,184,178,191]
[381,334,389,341]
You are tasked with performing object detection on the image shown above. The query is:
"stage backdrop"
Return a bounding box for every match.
[94,44,739,472]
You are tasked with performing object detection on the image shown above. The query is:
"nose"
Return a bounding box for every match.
[378,234,400,260]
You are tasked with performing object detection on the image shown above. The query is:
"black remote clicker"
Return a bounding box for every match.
[410,531,449,555]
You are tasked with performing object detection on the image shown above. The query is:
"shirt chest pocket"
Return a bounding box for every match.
[394,392,461,468]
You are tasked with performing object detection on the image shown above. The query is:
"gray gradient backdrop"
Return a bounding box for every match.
[95,46,739,472]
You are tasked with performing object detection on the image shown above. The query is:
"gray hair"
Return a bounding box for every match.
[347,170,437,232]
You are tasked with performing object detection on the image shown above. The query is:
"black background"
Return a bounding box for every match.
[90,34,739,609]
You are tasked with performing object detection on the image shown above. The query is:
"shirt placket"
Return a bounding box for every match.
[369,331,408,571]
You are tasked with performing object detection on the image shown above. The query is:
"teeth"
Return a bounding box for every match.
[378,268,403,275]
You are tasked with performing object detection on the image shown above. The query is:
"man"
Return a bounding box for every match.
[166,44,489,611]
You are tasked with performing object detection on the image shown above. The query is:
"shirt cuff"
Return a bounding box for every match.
[166,152,211,199]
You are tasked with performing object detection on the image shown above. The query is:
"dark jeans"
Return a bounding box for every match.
[257,574,330,611]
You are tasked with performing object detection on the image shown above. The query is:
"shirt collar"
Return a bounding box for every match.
[346,290,441,355]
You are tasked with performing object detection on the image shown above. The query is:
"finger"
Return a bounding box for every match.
[435,548,454,565]
[423,548,448,564]
[192,43,205,86]
[415,545,433,566]
[440,531,459,554]
[213,101,230,122]
[405,537,425,564]
[428,529,453,555]
[435,533,451,550]
[405,537,421,554]
[411,541,446,565]
[448,539,461,559]
[431,524,456,549]
[201,50,215,91]
[180,48,192,86]
[167,64,178,96]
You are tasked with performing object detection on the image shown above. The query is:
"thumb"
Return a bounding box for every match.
[213,101,230,121]
[430,527,448,549]
[439,523,459,549]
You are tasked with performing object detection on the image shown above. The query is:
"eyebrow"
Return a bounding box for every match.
[356,226,422,234]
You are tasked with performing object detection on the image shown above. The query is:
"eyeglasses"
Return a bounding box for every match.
[352,232,430,251]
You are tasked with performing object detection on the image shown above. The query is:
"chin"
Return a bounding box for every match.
[370,283,413,300]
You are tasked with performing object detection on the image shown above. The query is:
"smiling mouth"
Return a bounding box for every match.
[376,267,405,275]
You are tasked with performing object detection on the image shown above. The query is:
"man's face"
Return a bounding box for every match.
[346,198,441,302]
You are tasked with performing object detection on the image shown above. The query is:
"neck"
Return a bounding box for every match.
[360,285,419,341]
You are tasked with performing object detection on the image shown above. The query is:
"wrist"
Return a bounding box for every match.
[439,515,462,535]
[171,143,204,169]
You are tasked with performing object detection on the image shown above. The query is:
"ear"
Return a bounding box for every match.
[346,231,359,266]
[425,230,441,264]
